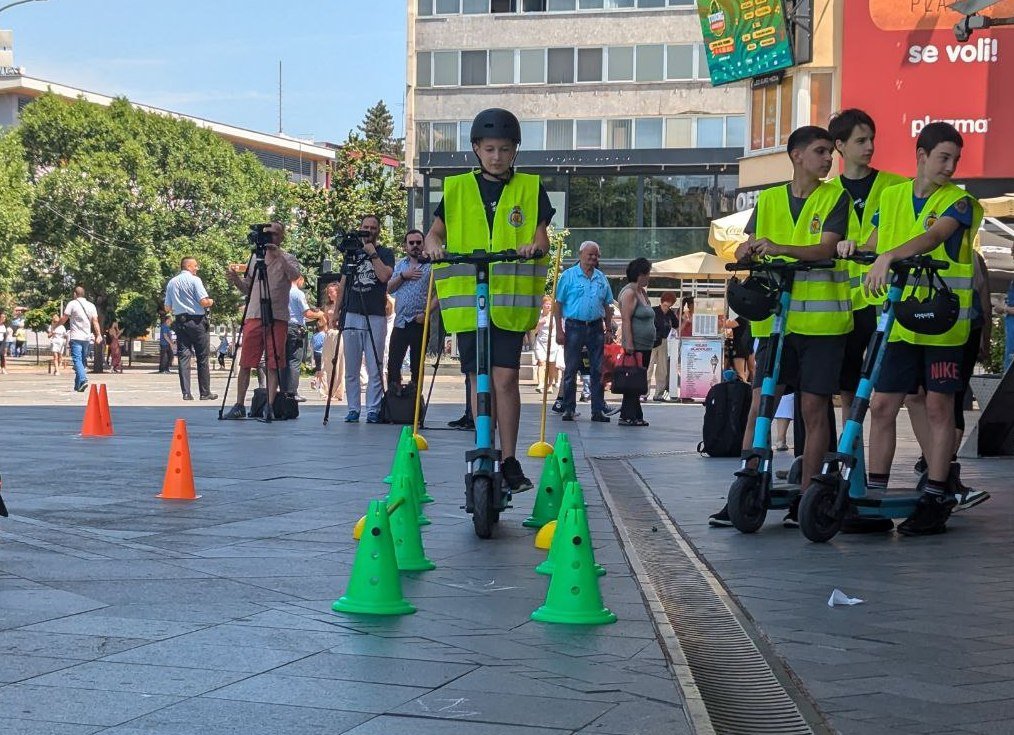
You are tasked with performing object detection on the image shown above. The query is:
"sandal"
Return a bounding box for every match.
[619,418,634,426]
[633,418,650,427]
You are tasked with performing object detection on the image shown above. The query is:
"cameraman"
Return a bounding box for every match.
[223,222,301,421]
[339,214,394,423]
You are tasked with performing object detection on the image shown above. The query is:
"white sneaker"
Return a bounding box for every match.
[952,488,991,513]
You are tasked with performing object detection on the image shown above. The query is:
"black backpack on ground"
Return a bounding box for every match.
[248,388,299,421]
[381,382,424,425]
[698,379,752,458]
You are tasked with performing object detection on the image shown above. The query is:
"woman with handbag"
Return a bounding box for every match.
[616,258,654,427]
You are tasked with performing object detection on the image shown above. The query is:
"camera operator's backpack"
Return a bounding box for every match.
[272,392,299,421]
[381,382,423,425]
[698,379,752,458]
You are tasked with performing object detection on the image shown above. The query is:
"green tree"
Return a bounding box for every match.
[0,131,33,298]
[357,100,402,158]
[546,226,571,295]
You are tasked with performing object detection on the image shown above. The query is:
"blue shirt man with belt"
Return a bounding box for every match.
[553,240,615,421]
[164,257,216,401]
[285,275,323,401]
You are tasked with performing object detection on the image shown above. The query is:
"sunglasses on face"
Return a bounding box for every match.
[407,239,424,245]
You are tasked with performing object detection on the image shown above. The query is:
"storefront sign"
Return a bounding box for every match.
[841,1,1014,178]
[673,337,725,401]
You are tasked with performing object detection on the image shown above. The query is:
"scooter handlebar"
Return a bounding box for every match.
[726,258,836,273]
[421,248,539,266]
[844,252,950,271]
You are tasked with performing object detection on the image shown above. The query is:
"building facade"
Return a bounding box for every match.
[406,0,748,266]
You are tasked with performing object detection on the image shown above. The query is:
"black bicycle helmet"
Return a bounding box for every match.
[470,108,522,144]
[893,284,960,335]
[727,275,779,322]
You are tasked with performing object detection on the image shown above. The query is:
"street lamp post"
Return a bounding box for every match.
[0,0,47,15]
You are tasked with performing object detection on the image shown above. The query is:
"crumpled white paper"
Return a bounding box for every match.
[827,588,864,607]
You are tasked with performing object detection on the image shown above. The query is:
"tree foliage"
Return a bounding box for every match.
[0,131,33,301]
[357,100,402,158]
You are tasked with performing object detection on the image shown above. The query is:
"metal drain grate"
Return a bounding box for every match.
[591,458,819,735]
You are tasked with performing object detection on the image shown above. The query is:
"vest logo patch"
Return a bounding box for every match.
[924,211,938,231]
[808,214,821,235]
[507,205,526,228]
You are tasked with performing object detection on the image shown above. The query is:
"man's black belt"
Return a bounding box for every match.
[174,314,206,322]
[565,317,603,327]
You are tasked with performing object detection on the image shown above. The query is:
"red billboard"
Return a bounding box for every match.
[841,1,1014,179]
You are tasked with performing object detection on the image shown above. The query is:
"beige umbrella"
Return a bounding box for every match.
[708,209,751,262]
[652,251,733,279]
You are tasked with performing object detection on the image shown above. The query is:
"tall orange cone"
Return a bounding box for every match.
[97,384,114,436]
[80,385,105,437]
[157,419,200,500]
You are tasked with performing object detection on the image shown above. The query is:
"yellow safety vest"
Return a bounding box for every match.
[829,171,909,310]
[752,182,853,338]
[876,180,982,347]
[434,172,549,333]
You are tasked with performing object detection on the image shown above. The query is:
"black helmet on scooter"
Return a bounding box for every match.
[470,108,522,144]
[727,275,779,322]
[893,284,960,335]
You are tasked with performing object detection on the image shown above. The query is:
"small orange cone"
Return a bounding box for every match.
[80,385,105,437]
[157,419,200,500]
[97,384,114,436]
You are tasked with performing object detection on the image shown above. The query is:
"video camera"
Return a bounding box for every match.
[247,223,275,253]
[334,228,373,257]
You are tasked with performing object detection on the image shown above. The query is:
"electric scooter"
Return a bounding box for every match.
[798,253,952,542]
[433,249,536,539]
[725,258,837,533]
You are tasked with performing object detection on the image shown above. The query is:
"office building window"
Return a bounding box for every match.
[577,48,603,82]
[569,175,637,227]
[523,0,547,9]
[726,115,745,149]
[644,175,716,227]
[489,50,514,84]
[635,44,664,81]
[521,120,545,149]
[547,47,575,83]
[435,0,460,12]
[432,122,457,152]
[416,122,431,153]
[433,51,459,86]
[638,0,666,7]
[461,50,488,85]
[634,118,663,148]
[607,119,632,148]
[607,46,634,81]
[579,0,604,6]
[419,0,433,15]
[459,120,472,151]
[666,44,693,79]
[665,117,692,148]
[607,0,635,7]
[547,119,574,149]
[668,0,694,5]
[697,44,710,79]
[779,76,793,143]
[548,0,577,8]
[696,117,724,147]
[491,0,517,9]
[462,0,488,11]
[810,71,833,128]
[416,53,431,88]
[520,49,546,83]
[751,75,792,151]
[576,120,602,148]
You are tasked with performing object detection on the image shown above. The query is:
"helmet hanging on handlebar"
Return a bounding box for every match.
[727,274,779,322]
[892,267,960,336]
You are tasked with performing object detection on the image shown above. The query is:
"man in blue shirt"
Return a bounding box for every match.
[387,229,434,390]
[165,257,216,400]
[285,275,323,402]
[553,241,615,422]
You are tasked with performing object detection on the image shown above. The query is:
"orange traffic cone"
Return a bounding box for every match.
[80,385,105,437]
[157,419,200,500]
[97,384,114,436]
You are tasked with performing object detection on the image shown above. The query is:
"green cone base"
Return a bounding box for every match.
[420,493,434,503]
[333,596,415,616]
[522,517,544,528]
[536,561,605,577]
[418,515,431,526]
[531,605,616,625]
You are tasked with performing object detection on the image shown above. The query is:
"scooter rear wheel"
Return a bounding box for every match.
[728,475,766,533]
[472,476,495,539]
[799,479,843,543]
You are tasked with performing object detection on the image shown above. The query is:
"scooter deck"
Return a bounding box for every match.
[852,488,920,519]
[767,483,800,510]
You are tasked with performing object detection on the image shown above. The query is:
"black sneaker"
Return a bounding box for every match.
[200,393,218,400]
[222,404,246,420]
[949,463,990,512]
[562,411,575,421]
[897,493,955,536]
[448,415,473,430]
[591,412,610,423]
[708,506,732,527]
[783,498,800,529]
[501,456,533,493]
[914,455,927,476]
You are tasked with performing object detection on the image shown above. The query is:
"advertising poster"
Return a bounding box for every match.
[678,338,725,401]
[840,1,1014,179]
[697,0,794,85]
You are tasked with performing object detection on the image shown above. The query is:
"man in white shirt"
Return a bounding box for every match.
[53,286,102,392]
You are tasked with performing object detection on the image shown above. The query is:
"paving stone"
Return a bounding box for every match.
[0,683,182,726]
[101,639,311,673]
[5,718,102,735]
[27,660,249,696]
[577,699,691,734]
[391,687,615,729]
[0,654,81,684]
[273,651,475,688]
[204,672,429,713]
[343,715,572,735]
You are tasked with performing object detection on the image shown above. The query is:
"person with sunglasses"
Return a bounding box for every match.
[387,229,436,390]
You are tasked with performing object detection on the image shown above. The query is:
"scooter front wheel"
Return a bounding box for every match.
[798,478,844,543]
[728,475,767,533]
[471,476,495,539]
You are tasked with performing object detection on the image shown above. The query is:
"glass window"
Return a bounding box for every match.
[461,50,487,86]
[491,0,517,9]
[763,84,778,148]
[433,51,459,86]
[779,76,793,143]
[523,0,546,9]
[519,49,545,83]
[643,175,716,228]
[489,50,514,84]
[576,120,602,148]
[462,0,488,11]
[546,119,574,149]
[696,117,725,147]
[568,175,637,228]
[435,0,460,12]
[579,0,604,7]
[547,48,575,83]
[548,0,576,8]
[668,0,694,5]
[635,118,663,148]
[636,45,664,81]
[521,120,545,150]
[607,46,634,81]
[666,44,693,79]
[416,122,431,153]
[577,48,603,82]
[810,71,833,128]
[607,119,632,148]
[607,0,635,7]
[416,52,431,88]
[750,87,764,150]
[458,120,471,151]
[726,115,745,149]
[665,117,692,148]
[638,0,666,6]
[697,44,710,79]
[432,122,457,152]
[419,0,434,15]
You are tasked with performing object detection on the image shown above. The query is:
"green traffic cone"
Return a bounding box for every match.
[536,485,604,577]
[333,499,415,616]
[388,476,435,572]
[536,506,571,576]
[531,506,616,625]
[555,434,578,487]
[383,427,414,484]
[523,450,562,528]
[384,467,431,527]
[407,443,433,504]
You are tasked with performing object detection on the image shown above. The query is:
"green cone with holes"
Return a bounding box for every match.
[536,482,604,577]
[388,475,435,572]
[383,427,413,483]
[385,428,433,505]
[333,499,415,616]
[531,506,616,625]
[555,433,578,488]
[523,449,562,528]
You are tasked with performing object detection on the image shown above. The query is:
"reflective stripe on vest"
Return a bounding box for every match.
[830,172,909,311]
[751,182,853,338]
[434,172,548,333]
[876,180,983,347]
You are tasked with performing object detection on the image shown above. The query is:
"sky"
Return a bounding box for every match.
[1,0,407,144]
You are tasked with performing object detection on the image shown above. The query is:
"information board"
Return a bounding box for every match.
[698,0,795,86]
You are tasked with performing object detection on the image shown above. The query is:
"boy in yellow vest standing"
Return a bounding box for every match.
[709,126,852,528]
[851,122,983,536]
[424,108,553,494]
